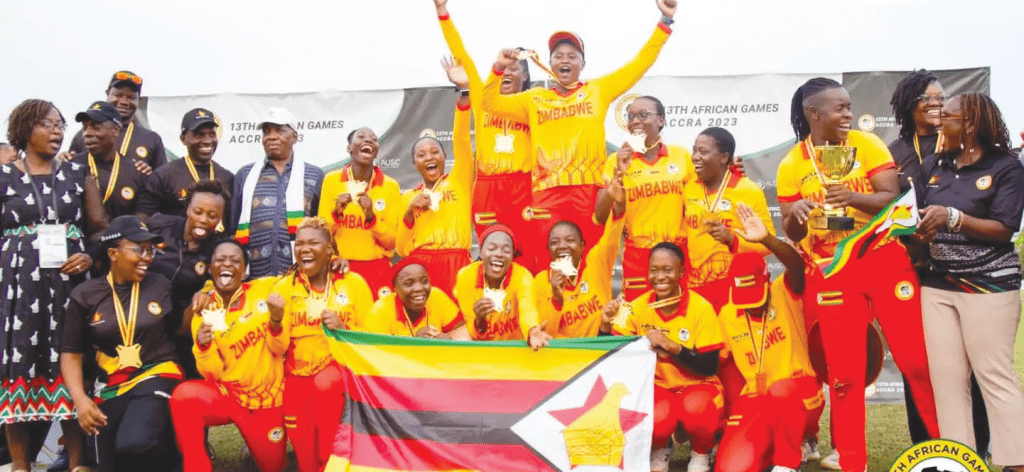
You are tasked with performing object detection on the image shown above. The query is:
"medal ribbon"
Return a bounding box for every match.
[211,287,244,311]
[701,172,729,214]
[519,50,580,90]
[118,122,135,157]
[106,273,140,347]
[649,293,684,310]
[184,155,214,183]
[88,152,122,204]
[744,308,770,379]
[912,132,944,165]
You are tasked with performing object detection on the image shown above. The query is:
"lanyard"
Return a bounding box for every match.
[184,155,214,183]
[118,122,135,157]
[88,152,122,204]
[21,159,60,223]
[913,133,944,165]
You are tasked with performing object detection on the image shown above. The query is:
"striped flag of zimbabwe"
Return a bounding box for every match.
[323,330,657,472]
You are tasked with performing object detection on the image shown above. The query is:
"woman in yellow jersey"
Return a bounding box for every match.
[777,77,936,472]
[595,95,693,301]
[482,0,677,270]
[170,239,288,472]
[684,127,774,311]
[452,224,551,348]
[266,217,374,472]
[397,83,474,299]
[534,178,626,339]
[599,242,724,472]
[318,127,402,300]
[433,0,540,271]
[362,258,471,340]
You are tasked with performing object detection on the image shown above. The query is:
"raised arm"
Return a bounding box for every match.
[482,49,532,122]
[734,202,806,294]
[594,0,677,101]
[435,0,484,95]
[450,83,476,192]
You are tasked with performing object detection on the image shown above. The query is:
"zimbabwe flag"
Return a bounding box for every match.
[821,185,919,279]
[323,330,656,472]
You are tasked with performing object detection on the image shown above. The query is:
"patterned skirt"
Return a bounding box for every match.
[0,376,75,424]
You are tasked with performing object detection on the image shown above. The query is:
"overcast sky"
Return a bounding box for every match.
[3,0,1022,147]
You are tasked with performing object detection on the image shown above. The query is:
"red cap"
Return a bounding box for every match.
[478,223,519,255]
[548,31,584,55]
[728,253,770,309]
[391,257,428,287]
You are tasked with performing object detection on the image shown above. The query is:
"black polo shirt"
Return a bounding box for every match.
[889,133,939,196]
[919,151,1024,292]
[62,272,179,371]
[137,158,234,221]
[147,213,225,329]
[69,119,167,170]
[71,151,149,218]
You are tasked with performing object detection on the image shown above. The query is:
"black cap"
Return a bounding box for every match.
[100,215,163,244]
[75,101,122,126]
[181,108,218,133]
[108,70,143,93]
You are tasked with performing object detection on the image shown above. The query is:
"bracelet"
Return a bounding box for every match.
[660,14,674,25]
[946,207,963,232]
[458,89,470,97]
[952,209,965,233]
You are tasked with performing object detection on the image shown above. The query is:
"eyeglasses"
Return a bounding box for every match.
[917,94,946,104]
[940,113,963,121]
[37,119,67,131]
[122,244,155,258]
[115,71,143,85]
[626,111,659,121]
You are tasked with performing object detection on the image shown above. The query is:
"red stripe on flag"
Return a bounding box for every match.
[343,368,563,413]
[332,423,556,471]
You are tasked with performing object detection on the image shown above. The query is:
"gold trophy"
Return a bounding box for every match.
[809,145,857,231]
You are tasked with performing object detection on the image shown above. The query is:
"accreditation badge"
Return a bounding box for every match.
[36,224,68,269]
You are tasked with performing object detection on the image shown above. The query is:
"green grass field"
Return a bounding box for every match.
[207,321,1024,471]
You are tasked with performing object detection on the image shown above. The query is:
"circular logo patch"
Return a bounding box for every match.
[522,207,534,221]
[887,439,986,472]
[858,114,876,132]
[718,199,731,211]
[678,328,691,342]
[136,146,148,159]
[580,281,589,294]
[667,164,679,175]
[148,302,162,315]
[613,93,641,132]
[895,281,915,301]
[194,261,206,275]
[336,293,350,306]
[268,427,285,444]
[378,287,392,299]
[121,186,135,200]
[374,199,386,211]
[256,300,268,313]
[976,175,992,190]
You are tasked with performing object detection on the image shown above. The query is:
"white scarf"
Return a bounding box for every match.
[234,153,307,244]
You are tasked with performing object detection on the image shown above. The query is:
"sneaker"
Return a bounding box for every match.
[687,452,712,472]
[820,448,841,470]
[771,467,798,472]
[650,447,673,472]
[47,447,69,472]
[801,439,820,462]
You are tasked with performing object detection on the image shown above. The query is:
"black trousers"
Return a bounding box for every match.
[904,373,990,453]
[92,377,181,472]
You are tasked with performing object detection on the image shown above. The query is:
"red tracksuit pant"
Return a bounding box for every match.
[409,248,471,300]
[715,376,824,472]
[473,172,538,273]
[284,363,345,472]
[808,243,938,471]
[347,257,393,300]
[652,384,723,454]
[169,380,287,472]
[532,184,603,271]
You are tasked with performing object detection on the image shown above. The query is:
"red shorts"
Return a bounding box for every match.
[532,185,603,271]
[409,248,472,299]
[473,172,538,273]
[348,257,392,300]
[715,376,824,472]
[653,383,723,454]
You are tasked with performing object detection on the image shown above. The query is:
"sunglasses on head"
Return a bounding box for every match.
[114,71,143,85]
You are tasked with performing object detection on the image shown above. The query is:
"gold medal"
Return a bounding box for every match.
[116,343,143,370]
[201,307,229,332]
[482,288,506,313]
[745,308,771,396]
[493,132,515,154]
[612,295,632,327]
[304,276,332,321]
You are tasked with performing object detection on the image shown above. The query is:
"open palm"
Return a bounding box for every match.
[441,56,470,89]
[733,202,768,243]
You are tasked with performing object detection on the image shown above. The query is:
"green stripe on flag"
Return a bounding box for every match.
[323,328,638,351]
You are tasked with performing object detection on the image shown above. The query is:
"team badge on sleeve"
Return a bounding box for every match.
[194,262,206,275]
[336,293,350,306]
[121,187,135,200]
[136,146,148,159]
[667,164,679,175]
[256,300,268,313]
[378,287,392,299]
[148,301,162,315]
[374,199,386,211]
[895,281,915,301]
[976,175,992,190]
[678,328,691,342]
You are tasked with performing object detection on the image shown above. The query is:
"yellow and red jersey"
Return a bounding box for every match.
[453,261,540,341]
[193,277,287,410]
[272,271,374,377]
[534,212,625,338]
[613,289,725,391]
[397,102,475,255]
[482,24,672,193]
[717,279,815,396]
[437,15,532,176]
[602,144,694,249]
[361,287,465,336]
[776,130,897,261]
[318,165,402,261]
[683,172,775,287]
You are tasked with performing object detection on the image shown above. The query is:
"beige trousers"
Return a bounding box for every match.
[922,287,1024,465]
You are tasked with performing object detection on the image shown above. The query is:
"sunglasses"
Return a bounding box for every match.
[114,71,143,85]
